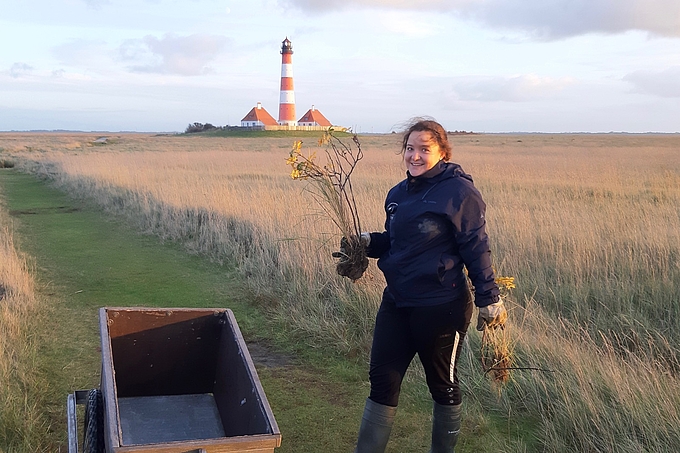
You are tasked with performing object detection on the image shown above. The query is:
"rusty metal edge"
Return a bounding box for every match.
[110,433,281,452]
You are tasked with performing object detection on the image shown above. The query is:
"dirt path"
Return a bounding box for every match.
[0,170,433,452]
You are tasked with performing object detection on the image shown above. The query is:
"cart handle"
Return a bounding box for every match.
[67,390,91,453]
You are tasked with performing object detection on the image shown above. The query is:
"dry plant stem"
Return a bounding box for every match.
[483,366,555,375]
[481,327,554,379]
[323,132,364,236]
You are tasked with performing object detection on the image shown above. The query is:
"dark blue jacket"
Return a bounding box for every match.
[367,161,499,308]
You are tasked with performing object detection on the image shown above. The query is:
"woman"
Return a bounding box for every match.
[338,119,507,453]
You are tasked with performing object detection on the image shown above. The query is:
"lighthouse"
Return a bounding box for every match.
[278,37,296,127]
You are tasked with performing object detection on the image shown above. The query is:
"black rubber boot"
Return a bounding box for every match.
[354,398,397,453]
[429,402,462,453]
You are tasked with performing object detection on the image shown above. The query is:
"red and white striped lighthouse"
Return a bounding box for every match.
[278,37,297,127]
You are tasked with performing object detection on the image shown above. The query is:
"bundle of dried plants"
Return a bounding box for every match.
[286,130,368,281]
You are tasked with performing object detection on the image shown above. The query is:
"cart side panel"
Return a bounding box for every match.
[213,311,279,440]
[100,307,121,450]
[108,309,222,397]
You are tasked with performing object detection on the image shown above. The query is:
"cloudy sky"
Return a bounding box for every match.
[2,0,679,132]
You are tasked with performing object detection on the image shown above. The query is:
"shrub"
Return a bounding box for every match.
[184,122,218,134]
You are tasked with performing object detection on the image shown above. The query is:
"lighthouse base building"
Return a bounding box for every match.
[240,103,340,131]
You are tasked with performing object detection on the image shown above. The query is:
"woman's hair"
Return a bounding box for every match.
[401,118,452,161]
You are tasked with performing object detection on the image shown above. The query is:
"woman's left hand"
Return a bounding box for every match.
[476,299,508,331]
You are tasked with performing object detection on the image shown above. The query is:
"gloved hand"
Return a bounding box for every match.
[332,233,370,281]
[476,299,508,331]
[331,233,370,260]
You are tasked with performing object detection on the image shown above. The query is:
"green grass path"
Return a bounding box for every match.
[0,170,439,452]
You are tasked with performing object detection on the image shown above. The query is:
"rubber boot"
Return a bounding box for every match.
[354,398,397,453]
[429,402,462,453]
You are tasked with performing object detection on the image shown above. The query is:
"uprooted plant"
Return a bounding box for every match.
[481,276,516,385]
[286,130,368,281]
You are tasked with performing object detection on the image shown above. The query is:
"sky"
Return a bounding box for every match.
[1,0,679,133]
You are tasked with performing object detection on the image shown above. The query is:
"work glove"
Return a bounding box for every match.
[476,299,508,331]
[331,233,370,281]
[331,233,370,260]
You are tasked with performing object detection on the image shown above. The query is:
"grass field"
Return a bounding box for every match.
[0,170,468,453]
[1,131,679,451]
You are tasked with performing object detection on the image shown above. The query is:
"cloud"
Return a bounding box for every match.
[82,0,111,8]
[120,33,228,76]
[624,66,680,98]
[379,11,444,37]
[9,62,34,78]
[52,39,112,69]
[280,0,680,39]
[445,74,574,102]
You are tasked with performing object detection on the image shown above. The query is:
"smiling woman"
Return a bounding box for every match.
[402,122,451,177]
[346,119,505,453]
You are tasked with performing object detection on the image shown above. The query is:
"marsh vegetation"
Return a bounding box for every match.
[1,131,679,451]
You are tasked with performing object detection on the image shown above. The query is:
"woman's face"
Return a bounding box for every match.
[404,131,445,177]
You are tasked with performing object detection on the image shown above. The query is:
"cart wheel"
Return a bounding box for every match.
[83,388,104,453]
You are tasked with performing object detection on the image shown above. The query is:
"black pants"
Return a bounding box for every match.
[368,292,473,407]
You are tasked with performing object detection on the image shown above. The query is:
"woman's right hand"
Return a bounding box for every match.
[331,233,370,260]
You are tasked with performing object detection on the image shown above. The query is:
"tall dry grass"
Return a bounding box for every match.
[0,178,51,452]
[4,131,680,451]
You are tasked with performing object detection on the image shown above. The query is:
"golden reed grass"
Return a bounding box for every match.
[0,179,51,452]
[3,131,680,451]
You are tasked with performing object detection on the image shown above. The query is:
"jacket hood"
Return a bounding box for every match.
[406,161,473,191]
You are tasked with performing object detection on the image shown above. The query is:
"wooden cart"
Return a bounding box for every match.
[67,307,281,453]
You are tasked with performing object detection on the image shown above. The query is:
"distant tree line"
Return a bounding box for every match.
[184,122,218,133]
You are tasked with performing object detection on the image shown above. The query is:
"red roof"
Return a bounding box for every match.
[298,107,331,127]
[241,104,278,126]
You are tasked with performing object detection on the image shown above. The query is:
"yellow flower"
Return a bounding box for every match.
[290,169,301,179]
[293,140,303,151]
[285,154,298,166]
[495,276,516,290]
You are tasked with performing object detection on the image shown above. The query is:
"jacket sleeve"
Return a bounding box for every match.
[366,231,390,258]
[450,188,500,307]
[365,191,393,258]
